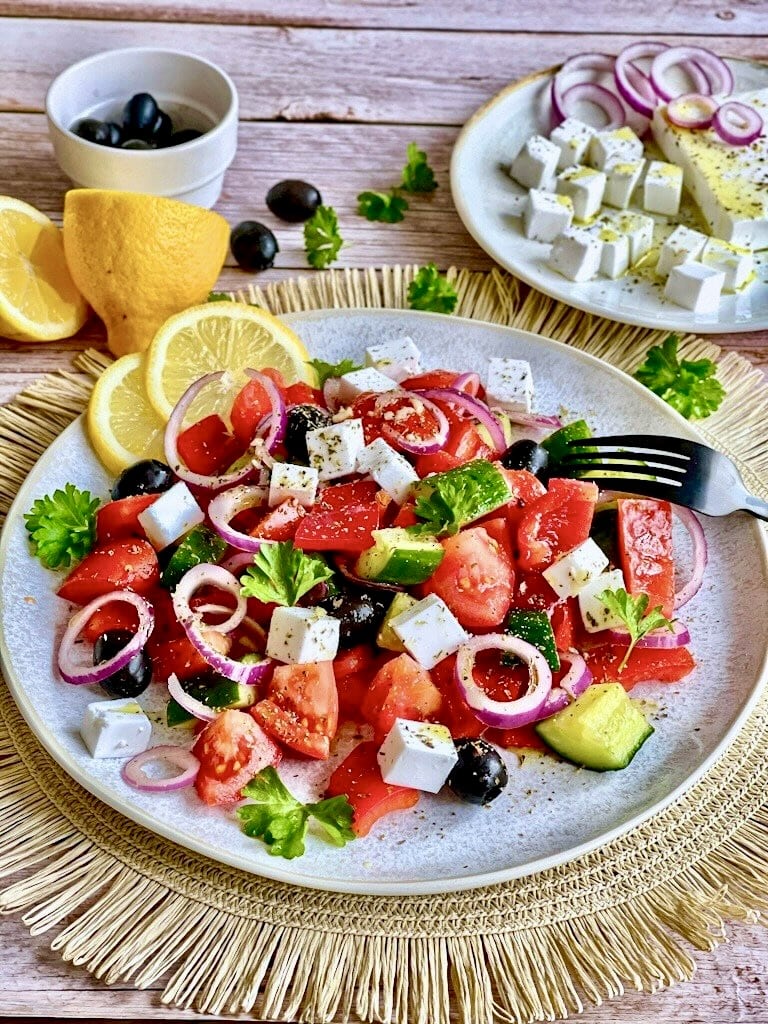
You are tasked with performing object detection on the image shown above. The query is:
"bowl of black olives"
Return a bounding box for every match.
[45,47,238,208]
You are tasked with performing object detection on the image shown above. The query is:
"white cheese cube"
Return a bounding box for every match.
[80,698,152,760]
[306,418,366,481]
[578,569,628,633]
[377,719,458,793]
[656,225,708,278]
[604,159,645,209]
[548,227,602,282]
[268,462,319,508]
[589,126,643,171]
[137,481,204,550]
[266,606,340,664]
[556,166,606,222]
[510,135,560,190]
[522,188,574,242]
[365,336,422,382]
[592,225,630,279]
[336,367,399,404]
[390,594,469,670]
[486,357,534,414]
[542,538,609,600]
[701,238,754,292]
[356,437,418,503]
[601,211,654,265]
[549,117,596,169]
[664,261,724,313]
[643,161,683,216]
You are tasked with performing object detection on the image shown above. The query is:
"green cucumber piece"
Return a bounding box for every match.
[542,419,593,464]
[166,679,257,728]
[504,610,560,671]
[161,525,227,590]
[410,459,512,536]
[377,592,420,651]
[355,527,444,585]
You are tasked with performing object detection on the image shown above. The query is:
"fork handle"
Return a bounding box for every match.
[744,494,768,522]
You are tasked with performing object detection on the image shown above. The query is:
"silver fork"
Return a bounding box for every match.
[558,434,768,520]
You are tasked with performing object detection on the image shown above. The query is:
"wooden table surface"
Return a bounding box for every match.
[1,2,767,1021]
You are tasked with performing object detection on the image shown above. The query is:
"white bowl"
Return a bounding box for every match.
[45,47,238,208]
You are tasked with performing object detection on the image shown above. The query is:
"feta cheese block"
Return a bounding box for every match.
[603,159,645,209]
[542,538,609,599]
[578,568,628,633]
[664,261,725,313]
[80,698,152,759]
[556,166,606,222]
[701,237,754,292]
[336,366,399,404]
[268,462,319,508]
[522,189,574,242]
[365,336,422,381]
[643,160,683,216]
[137,481,204,550]
[510,135,560,189]
[592,225,630,279]
[356,437,419,503]
[549,117,596,169]
[377,719,458,793]
[589,126,643,171]
[600,211,654,265]
[390,594,469,670]
[266,606,340,664]
[486,357,534,414]
[306,418,366,481]
[548,227,602,282]
[655,225,708,278]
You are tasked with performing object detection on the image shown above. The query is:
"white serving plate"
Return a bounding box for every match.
[1,309,766,896]
[450,58,768,334]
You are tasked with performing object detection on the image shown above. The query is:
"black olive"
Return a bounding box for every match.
[319,583,389,648]
[104,121,123,146]
[590,507,619,565]
[169,128,203,146]
[266,180,323,223]
[121,138,156,150]
[122,92,160,139]
[72,118,113,145]
[94,630,152,699]
[111,459,175,500]
[284,404,332,462]
[230,221,279,272]
[500,439,550,479]
[151,109,174,145]
[447,738,509,805]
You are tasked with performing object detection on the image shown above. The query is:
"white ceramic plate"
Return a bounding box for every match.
[450,58,768,334]
[1,309,767,896]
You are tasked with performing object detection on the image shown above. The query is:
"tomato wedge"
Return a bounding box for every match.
[149,636,211,682]
[57,539,159,604]
[230,372,286,448]
[193,710,282,807]
[252,661,339,760]
[294,502,381,553]
[250,498,306,541]
[361,653,442,741]
[177,414,245,476]
[315,479,380,512]
[326,741,420,837]
[352,391,446,451]
[617,498,675,618]
[516,478,598,570]
[431,654,486,740]
[96,494,158,543]
[584,644,696,690]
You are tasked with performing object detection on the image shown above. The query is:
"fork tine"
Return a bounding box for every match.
[561,461,686,480]
[559,449,689,469]
[570,476,684,501]
[567,434,697,457]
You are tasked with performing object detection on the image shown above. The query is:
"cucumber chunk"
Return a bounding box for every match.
[376,591,420,651]
[504,609,560,670]
[355,527,444,585]
[161,525,227,590]
[166,679,257,728]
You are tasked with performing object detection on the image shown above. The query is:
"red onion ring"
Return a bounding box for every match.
[415,387,507,454]
[182,620,273,685]
[122,745,199,792]
[373,392,450,455]
[208,485,269,553]
[666,93,719,129]
[455,634,553,729]
[221,551,256,574]
[167,672,217,723]
[561,81,626,130]
[673,506,708,610]
[551,52,616,125]
[244,369,287,452]
[650,46,733,103]
[58,591,154,686]
[500,411,563,444]
[172,563,247,635]
[323,378,343,413]
[713,100,764,146]
[614,41,669,117]
[452,372,482,396]
[606,619,691,649]
[535,652,593,719]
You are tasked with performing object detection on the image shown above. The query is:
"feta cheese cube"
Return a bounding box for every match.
[356,437,418,503]
[604,159,645,209]
[306,418,366,481]
[365,336,422,382]
[80,698,152,759]
[548,227,602,282]
[137,481,204,550]
[510,135,560,189]
[578,569,628,633]
[266,606,340,664]
[601,211,654,265]
[390,594,469,670]
[592,225,630,279]
[643,161,683,216]
[549,117,596,169]
[486,357,534,414]
[377,719,458,793]
[336,367,399,404]
[556,166,606,222]
[268,462,319,508]
[589,126,643,171]
[655,225,708,278]
[542,538,609,599]
[522,189,574,242]
[664,261,724,313]
[701,237,754,292]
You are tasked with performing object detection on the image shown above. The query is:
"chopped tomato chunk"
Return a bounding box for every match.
[95,494,158,543]
[516,478,598,570]
[252,661,338,760]
[617,498,675,618]
[193,710,281,807]
[362,653,442,741]
[294,502,381,553]
[326,741,420,837]
[250,498,306,541]
[584,644,696,690]
[177,414,244,476]
[431,655,486,740]
[57,539,159,605]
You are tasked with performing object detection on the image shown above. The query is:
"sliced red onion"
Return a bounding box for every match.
[167,672,217,722]
[713,101,764,146]
[122,745,199,792]
[182,619,272,685]
[244,369,287,452]
[673,506,708,610]
[606,619,691,649]
[373,391,450,455]
[415,387,507,455]
[551,52,616,124]
[615,41,669,117]
[58,591,154,686]
[561,81,626,130]
[221,551,256,574]
[455,635,553,729]
[651,46,733,103]
[535,652,593,719]
[323,378,343,413]
[172,563,247,635]
[666,93,719,129]
[498,411,563,444]
[208,485,269,553]
[452,372,482,396]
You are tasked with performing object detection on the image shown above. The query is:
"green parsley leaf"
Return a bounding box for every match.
[407,263,458,314]
[401,142,438,194]
[24,484,100,570]
[207,291,234,302]
[304,204,344,269]
[410,460,511,537]
[239,541,334,606]
[309,795,356,847]
[597,588,674,671]
[357,189,409,223]
[634,334,725,420]
[307,357,363,388]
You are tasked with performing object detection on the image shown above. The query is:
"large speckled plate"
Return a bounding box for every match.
[1,309,767,896]
[451,58,768,333]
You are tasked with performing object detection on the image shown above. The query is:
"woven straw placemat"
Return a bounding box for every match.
[0,265,766,1024]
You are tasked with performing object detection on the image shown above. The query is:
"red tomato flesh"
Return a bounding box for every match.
[315,479,380,512]
[252,661,339,760]
[430,654,486,740]
[294,502,381,553]
[361,653,442,742]
[230,375,286,448]
[57,539,159,605]
[177,414,244,476]
[584,644,696,690]
[250,498,306,541]
[617,498,675,618]
[96,494,158,543]
[193,709,281,807]
[150,636,210,682]
[352,391,446,450]
[516,478,598,570]
[325,741,420,837]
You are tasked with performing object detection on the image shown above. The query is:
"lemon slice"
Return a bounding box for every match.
[0,196,88,342]
[144,302,313,421]
[87,353,167,475]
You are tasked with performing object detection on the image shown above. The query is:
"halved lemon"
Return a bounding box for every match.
[0,196,88,341]
[87,352,167,475]
[144,303,313,421]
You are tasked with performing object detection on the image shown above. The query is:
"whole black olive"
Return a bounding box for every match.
[266,180,323,223]
[284,404,332,463]
[111,459,175,500]
[104,121,123,146]
[151,109,174,145]
[72,118,113,145]
[230,221,279,272]
[447,738,509,805]
[121,138,156,150]
[94,630,152,699]
[122,92,160,139]
[320,584,389,648]
[169,128,204,146]
[500,439,550,479]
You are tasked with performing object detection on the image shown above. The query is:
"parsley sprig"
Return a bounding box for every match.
[410,460,511,537]
[304,205,345,269]
[634,334,725,420]
[407,263,458,314]
[239,541,334,606]
[598,588,674,671]
[357,189,409,224]
[401,142,438,194]
[307,356,363,388]
[24,484,100,570]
